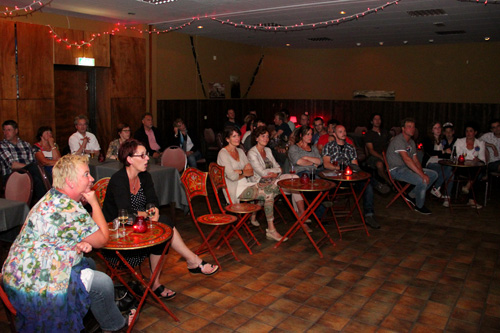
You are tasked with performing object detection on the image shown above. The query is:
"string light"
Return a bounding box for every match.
[211,1,401,32]
[1,0,53,18]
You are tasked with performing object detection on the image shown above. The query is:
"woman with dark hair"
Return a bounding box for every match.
[33,126,61,179]
[288,126,322,176]
[422,122,453,203]
[106,123,131,160]
[454,121,486,208]
[103,139,218,299]
[217,127,285,242]
[442,122,457,158]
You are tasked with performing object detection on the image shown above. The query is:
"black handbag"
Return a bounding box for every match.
[114,284,137,312]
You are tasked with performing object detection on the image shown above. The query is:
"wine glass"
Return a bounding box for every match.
[289,164,296,175]
[118,209,128,237]
[146,203,156,229]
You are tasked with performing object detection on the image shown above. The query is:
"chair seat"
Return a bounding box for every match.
[197,214,238,225]
[225,203,261,214]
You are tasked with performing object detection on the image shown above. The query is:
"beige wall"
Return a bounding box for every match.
[156,32,500,104]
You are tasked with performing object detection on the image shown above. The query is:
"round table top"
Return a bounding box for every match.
[277,178,335,192]
[438,159,485,168]
[104,221,172,250]
[319,170,371,182]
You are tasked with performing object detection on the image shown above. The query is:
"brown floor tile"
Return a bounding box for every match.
[422,301,452,317]
[380,281,407,294]
[456,297,486,313]
[380,315,413,332]
[231,301,264,318]
[253,308,288,327]
[247,291,278,307]
[292,305,325,322]
[329,301,362,318]
[183,300,211,315]
[353,308,386,326]
[390,303,420,322]
[200,323,235,332]
[371,290,400,303]
[276,316,314,332]
[446,318,480,332]
[397,295,427,310]
[315,286,344,299]
[342,320,378,332]
[283,289,311,303]
[337,292,369,308]
[197,306,227,321]
[182,285,213,298]
[269,298,302,314]
[178,316,210,331]
[417,312,448,330]
[200,290,227,304]
[305,295,335,311]
[349,284,377,297]
[316,313,350,331]
[411,323,444,333]
[214,311,249,330]
[261,284,290,298]
[237,319,275,332]
[215,295,243,310]
[245,279,270,291]
[362,299,394,315]
[482,315,500,330]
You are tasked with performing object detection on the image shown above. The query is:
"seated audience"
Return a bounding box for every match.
[240,112,257,136]
[247,126,307,224]
[172,118,203,168]
[224,108,240,130]
[0,120,46,203]
[322,125,379,229]
[288,126,322,177]
[480,118,500,173]
[33,126,61,181]
[312,117,327,145]
[68,115,101,156]
[2,154,133,332]
[422,122,453,206]
[217,127,285,242]
[282,109,296,132]
[299,113,310,128]
[272,111,292,140]
[134,113,165,162]
[454,121,486,208]
[442,122,457,158]
[317,119,341,154]
[241,114,256,151]
[103,139,218,299]
[106,123,131,160]
[364,114,391,192]
[386,118,438,215]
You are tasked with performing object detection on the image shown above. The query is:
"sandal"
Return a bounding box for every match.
[153,285,176,300]
[188,261,219,276]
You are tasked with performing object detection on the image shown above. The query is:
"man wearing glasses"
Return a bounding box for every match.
[480,118,500,173]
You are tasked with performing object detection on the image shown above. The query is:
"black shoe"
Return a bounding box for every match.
[364,215,380,229]
[402,193,416,207]
[414,205,431,215]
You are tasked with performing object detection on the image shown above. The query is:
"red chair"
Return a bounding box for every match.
[382,151,414,210]
[0,274,17,332]
[90,177,110,207]
[161,146,187,172]
[181,167,243,267]
[4,170,33,205]
[208,163,261,254]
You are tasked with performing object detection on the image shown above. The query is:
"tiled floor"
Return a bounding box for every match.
[1,187,500,332]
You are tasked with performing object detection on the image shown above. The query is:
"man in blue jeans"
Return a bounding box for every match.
[323,125,379,229]
[387,118,438,215]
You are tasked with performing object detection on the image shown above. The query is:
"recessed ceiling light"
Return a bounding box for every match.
[429,39,434,43]
[379,42,384,46]
[403,40,408,44]
[285,43,291,47]
[340,11,346,15]
[485,37,490,41]
[356,42,361,46]
[197,25,203,29]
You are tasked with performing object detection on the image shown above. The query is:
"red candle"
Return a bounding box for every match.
[458,154,465,165]
[344,165,353,176]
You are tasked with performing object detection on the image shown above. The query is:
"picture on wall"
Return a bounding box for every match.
[230,75,240,98]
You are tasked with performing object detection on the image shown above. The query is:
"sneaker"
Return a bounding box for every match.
[364,215,381,229]
[430,186,442,199]
[374,182,391,195]
[467,199,482,209]
[442,199,450,208]
[402,193,416,207]
[415,205,432,215]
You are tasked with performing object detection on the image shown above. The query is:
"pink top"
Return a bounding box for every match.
[145,128,161,151]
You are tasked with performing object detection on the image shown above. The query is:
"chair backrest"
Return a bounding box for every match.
[91,177,110,207]
[5,170,33,205]
[204,128,216,145]
[161,146,187,172]
[180,167,213,218]
[208,163,232,213]
[215,133,224,150]
[36,163,52,192]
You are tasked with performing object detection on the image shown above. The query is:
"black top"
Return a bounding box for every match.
[102,167,159,221]
[422,135,447,166]
[171,130,200,152]
[276,123,292,138]
[364,129,389,155]
[134,125,165,155]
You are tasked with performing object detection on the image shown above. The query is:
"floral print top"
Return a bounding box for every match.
[2,188,99,331]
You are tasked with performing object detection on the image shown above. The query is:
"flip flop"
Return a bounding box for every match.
[153,285,176,300]
[188,261,219,276]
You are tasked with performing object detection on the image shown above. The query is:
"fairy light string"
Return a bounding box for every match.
[1,0,53,18]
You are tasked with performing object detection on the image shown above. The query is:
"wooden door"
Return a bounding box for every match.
[0,21,16,100]
[54,69,89,149]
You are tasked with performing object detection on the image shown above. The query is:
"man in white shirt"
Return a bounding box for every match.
[68,115,101,155]
[172,118,203,168]
[480,118,500,173]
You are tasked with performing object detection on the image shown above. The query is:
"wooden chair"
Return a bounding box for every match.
[0,274,17,332]
[161,146,187,173]
[382,152,414,210]
[208,163,261,254]
[181,167,241,268]
[91,177,110,207]
[4,170,33,205]
[36,163,52,192]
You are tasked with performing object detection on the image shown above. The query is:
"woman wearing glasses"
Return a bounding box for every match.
[103,139,218,300]
[106,123,131,160]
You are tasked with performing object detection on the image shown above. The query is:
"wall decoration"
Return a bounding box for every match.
[353,90,395,100]
[209,83,225,98]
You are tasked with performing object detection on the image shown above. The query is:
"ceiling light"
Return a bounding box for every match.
[403,40,408,44]
[340,11,346,14]
[197,25,203,29]
[429,39,434,43]
[379,42,384,46]
[285,43,291,47]
[485,37,490,41]
[356,42,361,46]
[136,0,177,4]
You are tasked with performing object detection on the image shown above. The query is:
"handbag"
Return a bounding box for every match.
[114,284,138,312]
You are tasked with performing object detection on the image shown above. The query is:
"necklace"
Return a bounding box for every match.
[130,177,139,193]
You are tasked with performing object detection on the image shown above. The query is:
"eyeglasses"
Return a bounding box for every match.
[131,153,149,159]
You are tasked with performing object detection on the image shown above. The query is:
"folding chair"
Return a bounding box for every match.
[90,177,110,207]
[0,274,17,332]
[161,146,187,172]
[382,151,414,210]
[181,167,243,268]
[208,163,261,254]
[4,170,33,205]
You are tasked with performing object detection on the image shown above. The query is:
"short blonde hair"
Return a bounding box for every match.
[52,154,89,188]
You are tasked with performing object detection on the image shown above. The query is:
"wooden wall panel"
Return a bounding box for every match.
[16,22,54,99]
[157,99,500,143]
[0,100,18,126]
[96,68,112,154]
[52,28,85,65]
[0,21,16,99]
[110,35,145,98]
[84,32,110,67]
[17,99,55,144]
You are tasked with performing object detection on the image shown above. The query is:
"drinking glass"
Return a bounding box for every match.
[289,164,296,175]
[146,203,156,229]
[118,209,128,237]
